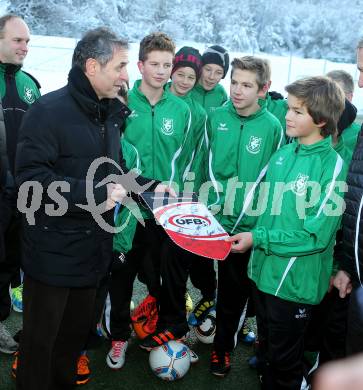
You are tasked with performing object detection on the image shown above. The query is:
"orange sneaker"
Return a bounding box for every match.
[76,354,90,385]
[130,295,157,322]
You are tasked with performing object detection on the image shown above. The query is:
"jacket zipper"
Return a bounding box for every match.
[151,106,155,178]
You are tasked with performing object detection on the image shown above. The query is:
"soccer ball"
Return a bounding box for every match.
[149,340,191,381]
[194,309,216,344]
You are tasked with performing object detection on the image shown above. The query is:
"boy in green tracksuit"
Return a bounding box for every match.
[186,45,229,325]
[165,46,207,191]
[139,46,216,351]
[106,32,191,370]
[206,56,284,377]
[189,45,229,115]
[227,76,347,389]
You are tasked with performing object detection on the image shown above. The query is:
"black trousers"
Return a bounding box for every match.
[189,253,216,300]
[158,238,215,332]
[213,251,251,352]
[305,288,348,365]
[346,285,363,355]
[253,284,312,390]
[16,275,96,390]
[109,219,164,340]
[0,202,22,321]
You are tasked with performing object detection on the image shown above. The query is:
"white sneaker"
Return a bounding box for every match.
[0,322,18,354]
[106,340,128,369]
[189,348,199,364]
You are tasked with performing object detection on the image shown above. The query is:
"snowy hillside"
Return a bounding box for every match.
[5,0,363,63]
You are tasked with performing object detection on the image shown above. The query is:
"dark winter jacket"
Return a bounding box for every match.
[339,125,363,286]
[15,66,153,288]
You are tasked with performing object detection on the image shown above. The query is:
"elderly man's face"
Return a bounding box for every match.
[0,17,30,65]
[91,48,129,100]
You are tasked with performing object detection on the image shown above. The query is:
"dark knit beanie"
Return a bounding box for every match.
[171,46,202,80]
[202,45,229,78]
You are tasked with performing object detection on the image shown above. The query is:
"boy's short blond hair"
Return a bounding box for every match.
[285,76,345,137]
[139,32,175,62]
[231,56,271,90]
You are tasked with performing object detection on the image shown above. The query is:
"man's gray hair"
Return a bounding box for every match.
[357,37,363,50]
[72,27,128,70]
[326,70,354,95]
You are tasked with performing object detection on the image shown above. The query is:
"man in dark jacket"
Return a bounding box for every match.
[0,14,40,350]
[334,37,363,355]
[14,27,162,390]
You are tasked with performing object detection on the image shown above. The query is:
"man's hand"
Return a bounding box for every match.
[333,270,352,298]
[154,184,177,197]
[106,183,127,210]
[225,232,253,253]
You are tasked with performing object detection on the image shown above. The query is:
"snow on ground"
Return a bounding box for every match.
[24,35,363,113]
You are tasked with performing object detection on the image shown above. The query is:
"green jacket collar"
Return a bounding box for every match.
[0,62,21,76]
[225,99,267,122]
[131,79,168,106]
[292,136,332,156]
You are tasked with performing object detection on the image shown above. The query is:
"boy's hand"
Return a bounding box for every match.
[333,270,352,298]
[154,184,177,197]
[226,232,253,253]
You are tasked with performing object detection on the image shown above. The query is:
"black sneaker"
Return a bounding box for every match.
[210,350,231,377]
[188,297,215,326]
[139,328,187,352]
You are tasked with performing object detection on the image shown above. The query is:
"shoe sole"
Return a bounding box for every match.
[0,348,18,354]
[139,344,153,352]
[106,356,125,370]
[76,378,90,385]
[210,369,231,378]
[12,305,23,313]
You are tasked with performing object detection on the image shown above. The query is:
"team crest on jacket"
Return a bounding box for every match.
[24,86,35,104]
[161,118,174,135]
[292,173,309,196]
[246,136,262,154]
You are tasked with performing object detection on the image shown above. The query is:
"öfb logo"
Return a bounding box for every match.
[168,214,210,230]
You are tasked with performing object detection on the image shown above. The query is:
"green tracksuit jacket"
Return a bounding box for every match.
[205,100,285,234]
[165,83,208,192]
[0,63,40,175]
[113,138,140,254]
[263,92,288,131]
[333,121,360,166]
[248,137,348,305]
[189,82,228,116]
[124,80,191,190]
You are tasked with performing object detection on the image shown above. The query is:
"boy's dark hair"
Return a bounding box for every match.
[231,56,271,90]
[326,70,354,96]
[285,76,345,137]
[72,27,128,71]
[138,32,175,62]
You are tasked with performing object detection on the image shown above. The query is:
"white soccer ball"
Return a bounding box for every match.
[194,309,216,344]
[149,340,191,381]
